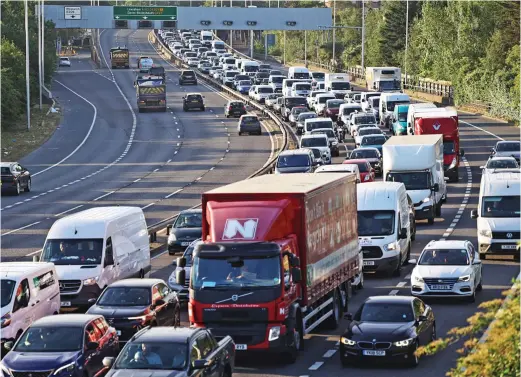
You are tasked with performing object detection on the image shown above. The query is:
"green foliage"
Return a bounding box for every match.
[1,1,57,126]
[417,281,520,377]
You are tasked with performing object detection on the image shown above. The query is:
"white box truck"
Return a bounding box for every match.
[366,67,401,92]
[383,135,446,225]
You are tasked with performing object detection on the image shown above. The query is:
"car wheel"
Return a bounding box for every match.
[408,340,420,367]
[24,179,31,192]
[340,355,352,367]
[435,203,442,216]
[427,216,434,225]
[238,132,242,136]
[14,181,20,196]
[431,323,437,342]
[404,243,411,265]
[468,290,476,303]
[173,307,181,327]
[183,106,187,112]
[477,271,483,291]
[201,106,205,111]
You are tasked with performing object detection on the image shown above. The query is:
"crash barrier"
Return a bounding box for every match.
[145,30,295,246]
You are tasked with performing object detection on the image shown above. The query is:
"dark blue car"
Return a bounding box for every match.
[1,314,119,377]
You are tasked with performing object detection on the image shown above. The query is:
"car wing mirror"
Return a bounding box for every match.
[431,183,440,192]
[470,209,478,219]
[193,359,210,369]
[460,149,465,157]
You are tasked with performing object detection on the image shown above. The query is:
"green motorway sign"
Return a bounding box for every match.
[113,6,177,21]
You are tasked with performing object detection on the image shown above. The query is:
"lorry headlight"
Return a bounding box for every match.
[340,337,356,346]
[83,277,99,286]
[268,326,281,341]
[383,242,396,251]
[479,229,492,238]
[458,274,471,282]
[449,157,457,169]
[394,337,414,347]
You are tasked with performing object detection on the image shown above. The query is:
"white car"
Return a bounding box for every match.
[307,90,326,110]
[354,127,384,147]
[187,58,199,67]
[350,113,378,136]
[411,240,483,302]
[315,164,360,182]
[480,156,519,175]
[58,57,71,67]
[299,134,331,164]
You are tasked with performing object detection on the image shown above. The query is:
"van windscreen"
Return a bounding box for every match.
[358,211,395,236]
[41,239,104,265]
[1,279,15,308]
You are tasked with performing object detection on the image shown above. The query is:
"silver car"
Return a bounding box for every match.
[490,141,520,163]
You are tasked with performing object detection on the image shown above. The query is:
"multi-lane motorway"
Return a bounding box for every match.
[1,29,519,377]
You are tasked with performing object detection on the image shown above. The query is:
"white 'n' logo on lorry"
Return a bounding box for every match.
[433,122,441,131]
[222,218,258,240]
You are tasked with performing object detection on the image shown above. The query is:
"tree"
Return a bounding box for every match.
[416,281,520,377]
[1,39,26,124]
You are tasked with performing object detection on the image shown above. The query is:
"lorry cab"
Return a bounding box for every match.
[391,104,410,135]
[357,182,411,276]
[406,103,437,135]
[379,92,410,128]
[383,135,446,225]
[471,170,520,259]
[413,107,464,182]
[39,207,151,310]
[365,67,401,92]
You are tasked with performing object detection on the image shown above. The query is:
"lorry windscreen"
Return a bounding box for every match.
[481,196,521,218]
[379,81,401,91]
[358,211,395,236]
[386,171,431,191]
[191,256,281,289]
[444,141,455,154]
[387,100,410,112]
[331,82,351,90]
[41,239,103,265]
[397,112,408,122]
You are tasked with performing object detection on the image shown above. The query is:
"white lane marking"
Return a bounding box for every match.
[460,120,505,141]
[142,203,155,209]
[1,221,41,237]
[133,178,142,183]
[165,188,183,199]
[55,205,84,217]
[396,281,407,288]
[31,79,97,178]
[323,349,337,358]
[93,191,116,201]
[389,290,399,296]
[308,362,324,371]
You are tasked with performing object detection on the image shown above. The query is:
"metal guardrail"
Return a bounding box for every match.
[145,30,292,245]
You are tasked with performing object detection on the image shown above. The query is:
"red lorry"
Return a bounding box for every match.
[413,107,465,182]
[176,173,361,362]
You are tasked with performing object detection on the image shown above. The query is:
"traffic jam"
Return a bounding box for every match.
[0,28,519,377]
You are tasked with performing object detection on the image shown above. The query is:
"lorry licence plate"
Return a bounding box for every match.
[235,344,247,351]
[363,350,385,356]
[431,285,451,290]
[363,261,375,266]
[501,245,517,250]
[61,301,71,307]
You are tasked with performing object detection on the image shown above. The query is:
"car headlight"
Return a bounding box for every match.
[83,276,99,286]
[422,197,431,203]
[413,274,424,283]
[479,229,492,238]
[268,326,281,341]
[449,157,458,169]
[383,242,396,251]
[1,313,11,328]
[340,337,356,346]
[332,141,338,146]
[53,362,75,375]
[1,364,13,377]
[169,233,177,242]
[394,337,414,347]
[458,274,471,282]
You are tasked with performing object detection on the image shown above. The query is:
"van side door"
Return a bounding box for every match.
[12,279,33,333]
[102,237,117,285]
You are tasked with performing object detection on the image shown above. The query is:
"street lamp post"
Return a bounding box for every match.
[38,0,42,110]
[319,24,363,70]
[24,0,31,130]
[404,0,409,87]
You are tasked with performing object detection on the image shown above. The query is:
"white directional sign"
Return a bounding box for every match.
[64,6,82,20]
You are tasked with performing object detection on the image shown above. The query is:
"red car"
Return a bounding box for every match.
[343,158,375,183]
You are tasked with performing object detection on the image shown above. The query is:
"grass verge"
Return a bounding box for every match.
[1,103,62,162]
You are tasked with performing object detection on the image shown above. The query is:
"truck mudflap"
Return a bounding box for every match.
[207,323,290,352]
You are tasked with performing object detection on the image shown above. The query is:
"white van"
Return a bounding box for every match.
[282,79,298,97]
[471,170,520,259]
[291,82,312,97]
[379,92,410,128]
[268,75,285,92]
[360,92,381,112]
[200,31,213,43]
[211,40,226,54]
[314,92,336,116]
[315,164,361,183]
[40,206,151,310]
[357,182,411,276]
[1,262,60,347]
[406,103,437,135]
[304,117,334,135]
[241,61,260,77]
[288,66,310,80]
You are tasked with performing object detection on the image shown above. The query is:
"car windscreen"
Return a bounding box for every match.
[312,129,335,138]
[386,171,431,191]
[354,115,376,124]
[356,302,414,323]
[244,65,259,72]
[310,149,322,159]
[1,167,10,175]
[225,71,238,78]
[258,87,273,93]
[295,84,311,90]
[307,121,333,131]
[186,95,202,101]
[419,249,470,266]
[294,72,310,79]
[41,239,103,265]
[298,113,317,122]
[225,58,235,64]
[443,141,455,155]
[234,75,249,81]
[174,213,202,228]
[350,149,379,159]
[351,161,369,173]
[116,342,188,370]
[15,327,83,352]
[497,142,520,152]
[270,76,284,83]
[361,136,386,146]
[1,279,15,308]
[486,159,519,169]
[343,107,361,115]
[256,72,270,78]
[312,72,325,79]
[481,196,521,218]
[242,116,259,123]
[238,81,251,86]
[301,137,327,148]
[326,100,343,109]
[359,128,381,136]
[184,52,197,57]
[331,82,351,90]
[277,154,311,168]
[98,287,151,306]
[317,96,335,104]
[358,210,395,236]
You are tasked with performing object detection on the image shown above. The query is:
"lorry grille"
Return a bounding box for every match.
[59,280,81,294]
[361,246,383,259]
[12,371,53,377]
[492,231,520,239]
[203,308,268,323]
[208,323,267,346]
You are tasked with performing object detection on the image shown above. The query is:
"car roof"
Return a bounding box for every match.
[0,162,15,167]
[347,159,370,164]
[33,314,101,327]
[488,156,518,162]
[497,140,520,145]
[424,240,468,249]
[301,134,328,139]
[353,147,380,153]
[279,149,311,156]
[179,208,202,215]
[134,326,204,343]
[365,296,415,304]
[108,278,165,288]
[186,92,202,96]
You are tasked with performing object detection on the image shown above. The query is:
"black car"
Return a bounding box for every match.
[254,71,270,85]
[101,327,235,377]
[167,209,203,254]
[340,296,436,367]
[1,162,31,195]
[232,74,250,89]
[179,70,197,85]
[87,279,181,343]
[148,66,165,79]
[224,100,247,118]
[182,93,205,111]
[168,239,202,302]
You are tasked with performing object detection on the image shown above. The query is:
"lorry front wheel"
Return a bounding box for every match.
[325,290,342,330]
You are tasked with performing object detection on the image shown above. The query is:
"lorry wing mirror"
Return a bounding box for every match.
[431,183,439,192]
[177,257,187,268]
[176,269,186,286]
[470,209,478,219]
[460,149,465,157]
[291,267,302,283]
[291,255,300,267]
[399,228,408,239]
[33,255,40,262]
